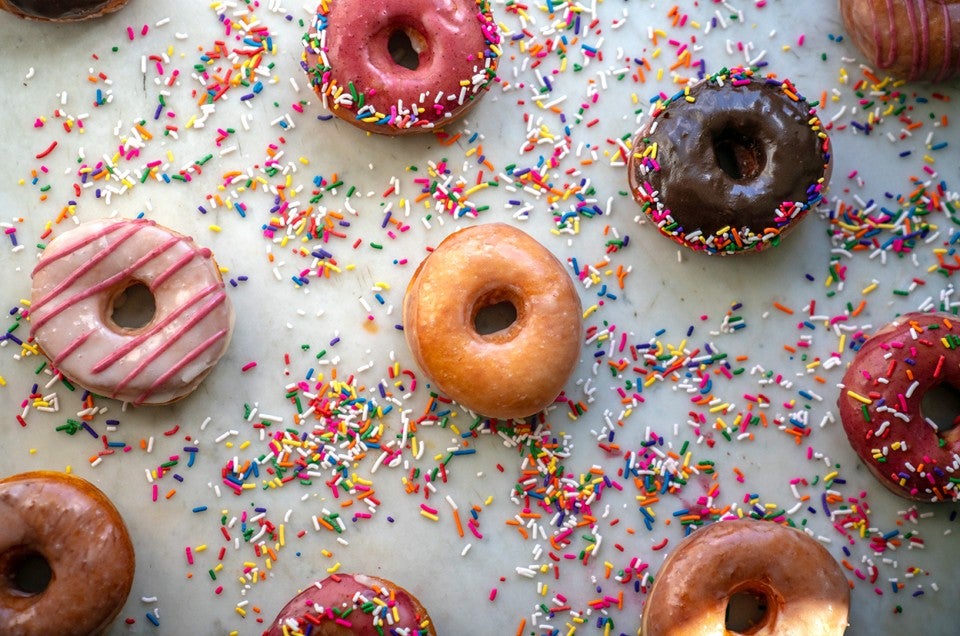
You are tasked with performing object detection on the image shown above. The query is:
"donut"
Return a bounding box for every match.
[838,311,960,502]
[402,223,582,420]
[263,573,436,635]
[302,0,501,135]
[627,66,832,255]
[0,0,128,21]
[28,218,235,406]
[0,471,135,636]
[641,519,850,636]
[839,0,960,82]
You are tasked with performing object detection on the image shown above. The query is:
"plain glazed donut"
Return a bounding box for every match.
[403,223,582,420]
[263,573,437,635]
[28,218,235,405]
[838,312,960,501]
[302,0,501,135]
[0,471,135,636]
[0,0,127,21]
[628,66,831,255]
[641,519,849,636]
[839,0,960,82]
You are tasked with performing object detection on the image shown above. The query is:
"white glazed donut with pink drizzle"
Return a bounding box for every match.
[28,218,234,405]
[839,0,960,82]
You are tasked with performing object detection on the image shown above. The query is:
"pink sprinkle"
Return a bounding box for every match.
[241,361,257,372]
[489,588,498,601]
[127,26,135,40]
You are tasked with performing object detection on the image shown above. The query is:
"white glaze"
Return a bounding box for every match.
[29,218,234,405]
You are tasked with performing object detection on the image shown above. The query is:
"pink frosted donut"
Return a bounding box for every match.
[28,218,234,405]
[302,0,501,135]
[838,311,960,501]
[263,573,436,635]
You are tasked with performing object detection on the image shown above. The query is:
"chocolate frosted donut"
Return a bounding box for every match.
[628,67,831,255]
[0,0,128,20]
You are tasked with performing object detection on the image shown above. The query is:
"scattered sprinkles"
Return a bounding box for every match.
[1,1,958,634]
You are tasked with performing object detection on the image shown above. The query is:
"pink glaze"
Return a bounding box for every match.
[840,0,960,82]
[303,0,500,134]
[263,574,436,635]
[29,218,234,405]
[838,312,960,502]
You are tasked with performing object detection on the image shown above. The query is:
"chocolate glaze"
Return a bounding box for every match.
[263,573,436,635]
[2,0,122,20]
[628,68,830,255]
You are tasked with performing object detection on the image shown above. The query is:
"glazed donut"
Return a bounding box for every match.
[403,223,582,420]
[302,0,501,135]
[628,66,831,255]
[838,311,960,501]
[0,471,135,636]
[839,0,960,82]
[28,218,235,405]
[263,573,436,635]
[0,0,128,21]
[641,519,849,636]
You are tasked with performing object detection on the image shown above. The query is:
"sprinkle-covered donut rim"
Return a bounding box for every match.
[630,66,830,255]
[840,312,960,502]
[302,0,501,132]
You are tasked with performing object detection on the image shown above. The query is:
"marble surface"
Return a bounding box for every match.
[0,0,958,634]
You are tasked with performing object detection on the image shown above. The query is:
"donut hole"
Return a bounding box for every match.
[725,589,770,634]
[387,28,424,71]
[920,383,960,440]
[474,300,519,336]
[2,547,53,596]
[109,281,156,331]
[712,128,766,181]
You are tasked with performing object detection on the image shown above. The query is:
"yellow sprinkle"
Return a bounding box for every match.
[209,225,222,233]
[326,562,341,573]
[846,390,872,404]
[420,510,440,522]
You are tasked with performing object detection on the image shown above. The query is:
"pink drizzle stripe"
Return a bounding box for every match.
[30,236,182,332]
[110,292,228,397]
[910,0,929,81]
[879,0,898,68]
[937,2,954,82]
[133,328,230,405]
[52,329,96,366]
[90,284,224,374]
[150,249,199,292]
[30,222,146,312]
[31,219,133,275]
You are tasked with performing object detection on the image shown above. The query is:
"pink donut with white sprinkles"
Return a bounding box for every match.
[302,0,501,135]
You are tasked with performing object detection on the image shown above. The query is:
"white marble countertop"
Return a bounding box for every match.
[1,0,958,634]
